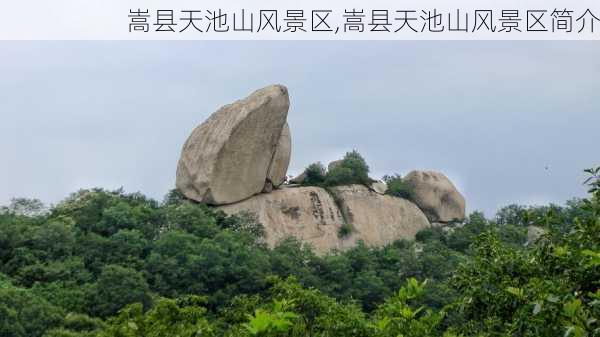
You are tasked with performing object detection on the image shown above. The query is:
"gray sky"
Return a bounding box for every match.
[1,41,598,216]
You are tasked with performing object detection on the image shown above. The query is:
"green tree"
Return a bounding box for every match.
[99,296,214,337]
[383,174,414,200]
[5,198,47,217]
[372,278,443,337]
[89,264,151,318]
[324,150,371,187]
[0,280,64,337]
[303,162,326,185]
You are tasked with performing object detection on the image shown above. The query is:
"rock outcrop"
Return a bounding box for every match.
[218,185,431,254]
[331,185,430,248]
[176,85,290,205]
[218,186,348,253]
[175,84,467,254]
[403,170,466,223]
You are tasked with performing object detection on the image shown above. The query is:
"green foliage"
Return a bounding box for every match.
[383,174,414,200]
[164,201,219,238]
[415,226,446,243]
[446,211,489,252]
[89,264,151,318]
[338,223,354,238]
[301,150,372,187]
[303,162,326,185]
[449,168,600,336]
[50,188,162,239]
[324,150,371,187]
[243,299,298,336]
[2,197,47,216]
[265,276,372,337]
[214,210,266,240]
[0,281,64,337]
[0,167,597,337]
[99,296,214,337]
[373,278,444,337]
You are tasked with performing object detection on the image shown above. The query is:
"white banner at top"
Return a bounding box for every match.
[1,0,599,40]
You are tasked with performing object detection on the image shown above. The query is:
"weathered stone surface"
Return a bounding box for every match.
[370,181,388,195]
[218,186,348,253]
[266,123,291,189]
[330,185,431,247]
[176,85,290,205]
[217,184,431,254]
[403,170,466,223]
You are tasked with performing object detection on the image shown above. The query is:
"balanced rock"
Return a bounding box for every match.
[218,185,431,254]
[403,170,465,223]
[176,85,290,205]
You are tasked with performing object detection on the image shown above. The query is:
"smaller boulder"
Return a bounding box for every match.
[404,170,465,223]
[289,172,307,184]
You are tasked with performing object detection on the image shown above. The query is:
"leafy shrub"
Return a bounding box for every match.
[303,162,326,185]
[338,223,354,239]
[383,174,414,200]
[324,150,371,186]
[89,264,151,318]
[0,282,64,337]
[300,151,372,187]
[415,227,445,243]
[215,210,265,240]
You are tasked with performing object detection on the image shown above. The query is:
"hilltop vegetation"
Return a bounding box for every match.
[0,168,598,337]
[299,150,373,187]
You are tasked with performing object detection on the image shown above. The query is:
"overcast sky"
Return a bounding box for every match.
[1,41,598,216]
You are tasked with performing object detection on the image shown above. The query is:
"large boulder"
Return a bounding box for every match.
[330,185,430,247]
[176,85,290,205]
[403,170,465,223]
[217,185,431,254]
[218,186,347,253]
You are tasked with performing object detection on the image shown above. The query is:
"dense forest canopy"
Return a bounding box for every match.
[0,167,598,337]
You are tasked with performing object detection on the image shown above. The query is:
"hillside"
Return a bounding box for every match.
[0,167,598,337]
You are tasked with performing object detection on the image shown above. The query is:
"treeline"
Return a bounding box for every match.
[0,169,598,337]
